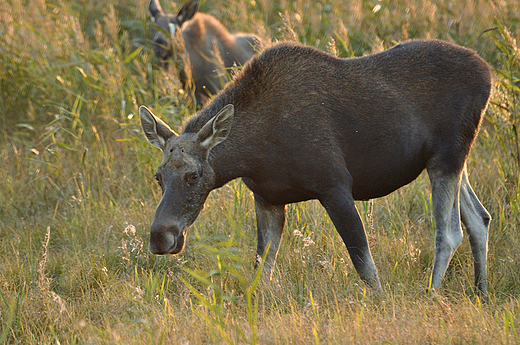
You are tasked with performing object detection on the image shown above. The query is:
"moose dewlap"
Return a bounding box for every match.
[140,40,492,299]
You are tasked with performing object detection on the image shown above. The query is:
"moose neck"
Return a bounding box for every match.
[209,144,249,189]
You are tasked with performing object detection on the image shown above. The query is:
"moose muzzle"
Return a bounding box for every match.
[148,222,186,255]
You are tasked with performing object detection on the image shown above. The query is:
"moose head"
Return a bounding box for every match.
[148,0,198,61]
[139,104,234,254]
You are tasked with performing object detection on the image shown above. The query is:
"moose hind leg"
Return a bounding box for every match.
[253,193,286,280]
[428,170,464,292]
[321,189,382,291]
[460,167,491,300]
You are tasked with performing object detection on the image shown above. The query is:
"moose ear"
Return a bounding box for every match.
[176,0,198,24]
[149,0,164,18]
[197,104,234,151]
[140,106,178,150]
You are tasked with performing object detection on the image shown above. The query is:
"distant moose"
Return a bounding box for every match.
[140,40,492,299]
[148,0,262,105]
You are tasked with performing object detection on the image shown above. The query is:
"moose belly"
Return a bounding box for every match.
[349,153,428,200]
[241,177,316,206]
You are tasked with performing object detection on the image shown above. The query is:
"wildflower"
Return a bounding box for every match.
[124,224,136,237]
[318,260,333,270]
[303,236,315,247]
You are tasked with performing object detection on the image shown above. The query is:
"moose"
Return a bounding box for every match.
[140,40,492,299]
[148,0,262,105]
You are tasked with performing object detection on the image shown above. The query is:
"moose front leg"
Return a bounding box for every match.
[253,193,286,280]
[321,188,382,291]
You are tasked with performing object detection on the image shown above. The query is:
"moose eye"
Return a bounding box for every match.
[186,171,200,184]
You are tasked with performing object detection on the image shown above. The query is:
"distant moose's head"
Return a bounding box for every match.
[147,0,262,105]
[148,0,198,61]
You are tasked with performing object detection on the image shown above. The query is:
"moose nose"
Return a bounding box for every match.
[148,223,177,255]
[154,36,168,48]
[153,35,169,48]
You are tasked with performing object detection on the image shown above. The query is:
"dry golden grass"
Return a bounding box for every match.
[1,0,519,343]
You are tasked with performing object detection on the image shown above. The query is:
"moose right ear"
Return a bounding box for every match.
[176,0,199,25]
[140,106,178,150]
[197,104,234,151]
[149,0,164,19]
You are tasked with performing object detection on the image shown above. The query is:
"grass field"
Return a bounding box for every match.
[1,0,519,343]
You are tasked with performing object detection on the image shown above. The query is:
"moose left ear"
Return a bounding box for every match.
[176,0,199,24]
[149,0,164,19]
[197,104,234,151]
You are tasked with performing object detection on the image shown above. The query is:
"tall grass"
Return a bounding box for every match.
[0,0,519,343]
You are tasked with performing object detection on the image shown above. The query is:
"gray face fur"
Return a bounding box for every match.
[140,105,233,255]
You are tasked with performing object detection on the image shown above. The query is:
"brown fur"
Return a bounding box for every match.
[148,0,262,105]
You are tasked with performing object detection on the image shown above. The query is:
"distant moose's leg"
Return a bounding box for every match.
[253,193,286,280]
[427,168,464,293]
[460,166,491,300]
[321,188,382,291]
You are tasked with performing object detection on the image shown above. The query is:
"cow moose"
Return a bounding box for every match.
[140,40,492,299]
[148,0,262,105]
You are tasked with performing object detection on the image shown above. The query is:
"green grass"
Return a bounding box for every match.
[1,0,519,343]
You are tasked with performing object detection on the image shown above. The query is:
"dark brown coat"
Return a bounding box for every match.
[141,40,492,299]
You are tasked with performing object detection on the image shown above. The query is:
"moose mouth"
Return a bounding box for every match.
[168,232,186,255]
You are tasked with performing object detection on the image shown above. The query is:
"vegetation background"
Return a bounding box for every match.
[1,0,519,343]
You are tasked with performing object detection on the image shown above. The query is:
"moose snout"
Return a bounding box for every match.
[153,36,170,59]
[148,222,186,255]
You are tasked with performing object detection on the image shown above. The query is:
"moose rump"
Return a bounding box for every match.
[140,40,492,299]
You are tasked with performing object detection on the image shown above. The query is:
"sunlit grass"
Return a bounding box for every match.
[1,0,519,343]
